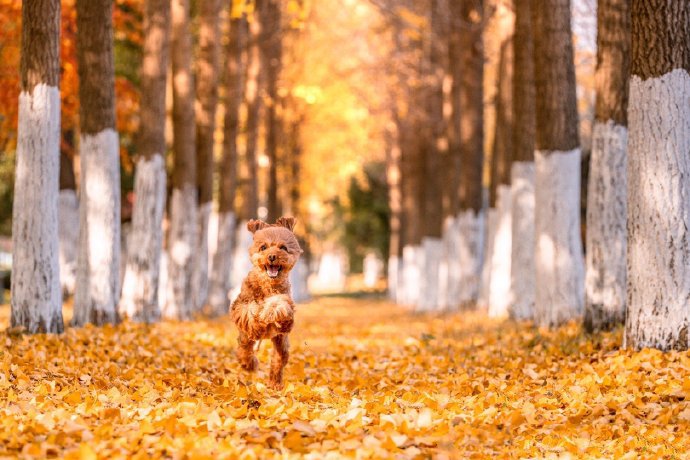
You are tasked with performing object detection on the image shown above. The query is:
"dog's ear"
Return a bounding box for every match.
[247,219,269,234]
[275,216,297,231]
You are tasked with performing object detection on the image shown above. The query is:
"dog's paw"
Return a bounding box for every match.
[240,356,258,372]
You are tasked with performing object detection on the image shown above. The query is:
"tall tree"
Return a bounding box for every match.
[72,0,121,326]
[584,0,630,332]
[454,0,485,305]
[165,0,198,320]
[242,7,263,221]
[509,0,536,320]
[58,135,78,297]
[625,0,690,350]
[487,36,514,318]
[385,122,402,303]
[119,0,170,323]
[532,0,584,327]
[418,0,447,311]
[11,0,64,333]
[209,10,246,316]
[193,0,222,312]
[260,0,283,222]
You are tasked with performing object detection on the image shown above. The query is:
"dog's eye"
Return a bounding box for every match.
[260,244,267,251]
[280,245,288,251]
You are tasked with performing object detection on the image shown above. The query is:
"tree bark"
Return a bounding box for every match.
[119,0,170,323]
[584,0,630,333]
[241,9,263,220]
[165,0,198,320]
[487,37,514,318]
[455,0,485,305]
[385,124,402,302]
[260,0,283,222]
[417,0,447,311]
[72,0,121,327]
[11,0,64,333]
[532,0,584,327]
[625,0,690,350]
[193,0,222,313]
[209,12,246,317]
[509,0,536,320]
[457,0,484,215]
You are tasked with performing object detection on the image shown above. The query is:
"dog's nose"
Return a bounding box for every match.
[268,254,277,262]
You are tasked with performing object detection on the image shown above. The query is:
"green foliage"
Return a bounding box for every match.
[333,162,390,273]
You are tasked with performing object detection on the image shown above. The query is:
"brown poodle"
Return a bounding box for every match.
[230,217,303,389]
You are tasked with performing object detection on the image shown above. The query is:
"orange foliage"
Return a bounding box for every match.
[1,296,690,457]
[0,0,142,163]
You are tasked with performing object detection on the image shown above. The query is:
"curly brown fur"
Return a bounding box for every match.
[230,216,302,389]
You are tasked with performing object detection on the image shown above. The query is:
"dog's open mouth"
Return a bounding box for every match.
[266,264,282,278]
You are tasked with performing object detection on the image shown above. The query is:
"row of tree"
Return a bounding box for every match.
[380,0,690,351]
[11,0,306,333]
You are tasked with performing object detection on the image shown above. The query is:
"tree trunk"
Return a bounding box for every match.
[209,13,246,316]
[72,0,121,327]
[532,0,584,327]
[509,0,536,320]
[165,0,198,320]
[385,124,402,302]
[119,0,170,323]
[11,0,64,333]
[584,0,630,332]
[260,0,283,222]
[58,137,78,297]
[625,0,690,350]
[418,0,447,312]
[242,10,263,220]
[456,0,484,306]
[488,38,514,318]
[398,111,424,306]
[193,0,221,313]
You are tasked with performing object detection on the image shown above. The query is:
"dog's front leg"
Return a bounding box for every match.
[268,334,289,390]
[237,333,258,372]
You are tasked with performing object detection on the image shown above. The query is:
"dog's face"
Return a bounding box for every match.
[247,217,303,280]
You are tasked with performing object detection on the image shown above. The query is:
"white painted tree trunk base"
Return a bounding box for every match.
[488,185,513,318]
[534,148,585,327]
[417,237,445,311]
[229,221,254,303]
[457,210,485,306]
[11,84,63,333]
[119,154,166,323]
[625,70,690,350]
[289,257,310,303]
[509,161,536,320]
[363,253,383,288]
[58,189,79,297]
[164,184,199,320]
[387,255,399,302]
[400,245,423,306]
[208,211,235,316]
[73,129,122,326]
[478,210,495,309]
[444,216,463,310]
[585,121,627,331]
[192,202,212,313]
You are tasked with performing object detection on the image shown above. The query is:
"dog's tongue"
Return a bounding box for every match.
[267,265,280,278]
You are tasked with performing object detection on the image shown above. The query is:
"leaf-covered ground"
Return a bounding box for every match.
[1,295,690,459]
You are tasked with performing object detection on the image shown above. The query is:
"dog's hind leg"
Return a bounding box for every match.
[237,333,258,372]
[268,334,289,390]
